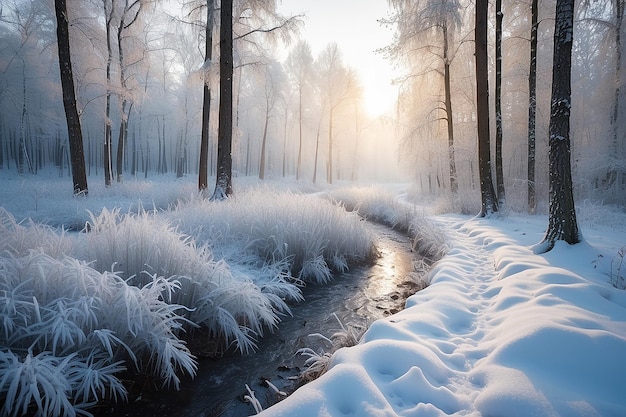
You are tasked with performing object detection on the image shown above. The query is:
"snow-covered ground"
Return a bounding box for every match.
[1,171,625,416]
[260,213,626,417]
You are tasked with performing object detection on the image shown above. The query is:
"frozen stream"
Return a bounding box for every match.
[98,222,428,417]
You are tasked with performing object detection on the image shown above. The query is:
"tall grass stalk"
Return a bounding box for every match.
[0,250,196,415]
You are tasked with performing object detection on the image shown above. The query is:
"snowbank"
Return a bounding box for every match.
[260,215,626,417]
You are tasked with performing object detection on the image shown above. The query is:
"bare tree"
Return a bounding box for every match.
[199,0,215,192]
[211,0,300,199]
[103,0,115,187]
[610,0,625,196]
[475,0,498,217]
[55,0,88,195]
[527,0,539,213]
[258,62,280,180]
[589,0,626,199]
[316,43,354,184]
[0,1,50,175]
[495,0,505,207]
[387,0,463,194]
[115,0,143,183]
[535,0,581,253]
[285,40,313,180]
[212,0,234,200]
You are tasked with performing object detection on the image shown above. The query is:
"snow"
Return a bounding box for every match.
[260,214,626,417]
[1,171,626,416]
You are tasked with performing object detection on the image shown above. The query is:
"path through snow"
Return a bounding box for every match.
[259,214,626,417]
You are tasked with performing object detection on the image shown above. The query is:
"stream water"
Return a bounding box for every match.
[96,222,427,417]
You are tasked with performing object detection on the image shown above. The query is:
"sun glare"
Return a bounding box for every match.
[363,84,396,118]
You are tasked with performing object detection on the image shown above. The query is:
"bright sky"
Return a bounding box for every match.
[277,0,399,117]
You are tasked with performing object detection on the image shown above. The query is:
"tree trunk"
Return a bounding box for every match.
[211,0,233,200]
[259,112,269,180]
[116,5,125,183]
[116,115,127,182]
[297,88,303,180]
[313,117,321,183]
[610,0,624,196]
[535,0,580,253]
[131,124,136,176]
[19,64,32,174]
[527,0,539,213]
[115,0,140,183]
[476,0,498,217]
[282,106,288,177]
[199,0,214,192]
[0,116,4,169]
[144,141,149,178]
[328,106,334,184]
[495,0,505,207]
[55,0,88,195]
[443,25,458,194]
[157,119,162,173]
[104,0,114,187]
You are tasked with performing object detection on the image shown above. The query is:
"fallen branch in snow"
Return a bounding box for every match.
[244,384,263,414]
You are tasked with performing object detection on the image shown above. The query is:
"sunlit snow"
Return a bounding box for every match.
[260,213,626,416]
[1,172,625,416]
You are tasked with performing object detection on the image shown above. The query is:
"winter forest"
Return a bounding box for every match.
[0,0,625,204]
[1,0,626,416]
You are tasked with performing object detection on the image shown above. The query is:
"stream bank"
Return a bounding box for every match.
[94,221,430,417]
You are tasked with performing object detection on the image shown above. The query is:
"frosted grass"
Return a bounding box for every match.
[75,208,299,354]
[0,182,385,415]
[328,186,448,262]
[0,170,196,229]
[0,249,196,416]
[171,188,378,284]
[0,208,72,259]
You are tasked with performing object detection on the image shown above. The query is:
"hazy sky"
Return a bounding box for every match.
[277,0,399,116]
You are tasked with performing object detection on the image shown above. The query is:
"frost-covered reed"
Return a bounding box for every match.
[0,208,72,259]
[0,249,196,416]
[0,186,382,415]
[171,188,378,284]
[328,186,448,262]
[75,208,300,354]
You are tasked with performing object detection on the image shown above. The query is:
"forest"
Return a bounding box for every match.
[1,0,626,416]
[0,0,623,208]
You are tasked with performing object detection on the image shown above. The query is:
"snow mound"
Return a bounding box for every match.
[260,215,626,417]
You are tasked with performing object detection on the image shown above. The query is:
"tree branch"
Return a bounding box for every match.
[234,14,303,41]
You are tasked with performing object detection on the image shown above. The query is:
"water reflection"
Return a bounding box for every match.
[96,223,427,417]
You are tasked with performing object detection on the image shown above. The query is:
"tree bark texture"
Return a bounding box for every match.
[104,0,114,187]
[527,0,538,213]
[476,0,498,217]
[443,24,458,194]
[495,0,505,206]
[212,0,233,200]
[199,0,214,192]
[537,0,581,252]
[55,0,88,195]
